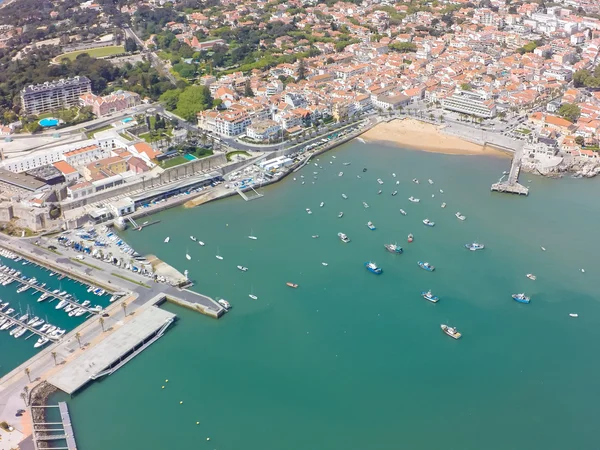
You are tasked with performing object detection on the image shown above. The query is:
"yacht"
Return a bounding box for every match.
[418,261,435,271]
[64,304,77,313]
[321,262,329,266]
[338,232,351,243]
[37,293,49,303]
[512,293,530,304]
[367,221,376,230]
[14,327,27,338]
[412,178,419,184]
[338,212,344,218]
[408,233,414,243]
[34,337,50,348]
[422,290,439,303]
[465,242,484,251]
[384,243,403,254]
[441,202,446,208]
[455,212,466,221]
[441,324,461,339]
[428,179,434,185]
[391,191,398,196]
[198,241,205,246]
[10,326,23,336]
[190,236,197,242]
[164,237,170,243]
[408,196,420,203]
[377,179,384,185]
[526,273,537,281]
[216,255,224,260]
[306,208,312,215]
[569,313,578,318]
[218,299,231,310]
[422,219,435,227]
[399,209,407,216]
[365,261,383,274]
[237,265,248,272]
[249,294,258,300]
[286,282,299,288]
[363,202,369,208]
[342,194,348,199]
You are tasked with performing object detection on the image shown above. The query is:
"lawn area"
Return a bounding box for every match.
[87,124,113,138]
[516,128,531,135]
[119,132,133,141]
[160,155,189,168]
[55,45,125,62]
[226,150,251,161]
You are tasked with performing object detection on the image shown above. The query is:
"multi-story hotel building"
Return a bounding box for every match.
[442,90,497,119]
[21,76,92,115]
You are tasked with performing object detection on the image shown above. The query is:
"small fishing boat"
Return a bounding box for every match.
[465,242,484,251]
[321,262,329,266]
[190,236,197,242]
[581,268,585,273]
[365,261,382,274]
[441,202,446,208]
[569,313,578,318]
[306,208,312,215]
[377,190,382,195]
[249,294,258,300]
[512,293,530,304]
[428,179,434,185]
[367,221,376,230]
[396,180,400,185]
[422,290,439,303]
[342,194,348,199]
[248,235,258,240]
[286,282,298,288]
[526,273,536,281]
[392,173,396,177]
[541,246,546,251]
[422,219,435,227]
[218,299,231,310]
[391,191,398,196]
[412,178,419,184]
[338,172,343,177]
[431,194,435,198]
[441,324,461,339]
[400,209,407,216]
[164,237,170,243]
[237,265,248,272]
[363,202,369,208]
[338,212,344,218]
[198,241,205,246]
[312,235,319,239]
[408,196,420,203]
[384,243,403,254]
[377,179,384,185]
[338,232,351,243]
[320,202,325,208]
[216,255,224,260]
[418,261,434,271]
[343,162,351,166]
[407,233,414,243]
[363,168,367,172]
[185,253,191,261]
[455,212,466,221]
[440,189,444,193]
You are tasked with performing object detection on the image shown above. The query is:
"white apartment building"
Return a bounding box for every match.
[442,90,497,118]
[198,110,251,137]
[246,119,281,141]
[63,145,110,167]
[21,76,92,115]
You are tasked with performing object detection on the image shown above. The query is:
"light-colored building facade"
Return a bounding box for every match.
[442,90,497,118]
[63,145,110,168]
[21,76,92,115]
[79,90,141,117]
[246,119,281,141]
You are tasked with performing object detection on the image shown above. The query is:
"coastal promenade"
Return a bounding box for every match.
[0,234,223,448]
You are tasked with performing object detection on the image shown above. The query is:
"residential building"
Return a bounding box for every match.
[67,181,95,200]
[198,110,251,137]
[246,119,281,141]
[372,94,411,111]
[63,145,110,168]
[442,90,497,118]
[79,90,141,117]
[21,76,92,115]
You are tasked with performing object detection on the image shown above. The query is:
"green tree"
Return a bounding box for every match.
[297,58,306,80]
[159,89,181,111]
[244,79,254,97]
[573,69,590,88]
[389,42,417,53]
[175,85,213,121]
[558,103,581,122]
[575,136,585,146]
[125,38,137,53]
[460,83,472,91]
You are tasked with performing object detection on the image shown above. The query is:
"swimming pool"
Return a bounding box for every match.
[39,118,59,127]
[122,117,133,124]
[183,154,198,161]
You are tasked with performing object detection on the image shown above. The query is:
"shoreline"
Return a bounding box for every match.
[362,118,509,157]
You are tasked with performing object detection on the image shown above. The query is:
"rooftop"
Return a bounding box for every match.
[0,168,48,191]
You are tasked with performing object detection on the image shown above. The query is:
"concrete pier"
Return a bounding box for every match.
[491,148,529,196]
[48,307,175,394]
[30,402,77,450]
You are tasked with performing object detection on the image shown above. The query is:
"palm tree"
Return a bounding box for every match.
[75,332,82,348]
[51,351,58,366]
[122,301,128,317]
[99,316,105,332]
[20,392,27,407]
[24,368,31,382]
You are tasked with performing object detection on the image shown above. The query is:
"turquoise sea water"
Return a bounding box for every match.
[0,260,112,377]
[58,143,600,449]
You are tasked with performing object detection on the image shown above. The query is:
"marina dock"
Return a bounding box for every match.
[47,307,175,395]
[31,402,77,450]
[0,308,58,341]
[491,148,529,196]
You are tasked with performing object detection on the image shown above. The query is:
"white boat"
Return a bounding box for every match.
[237,265,248,272]
[216,255,224,260]
[69,307,83,317]
[526,273,536,281]
[320,202,325,207]
[312,235,319,239]
[321,262,328,266]
[581,268,585,273]
[306,208,312,215]
[56,299,68,310]
[392,173,396,177]
[455,212,466,221]
[198,241,205,246]
[408,196,420,203]
[391,191,397,196]
[377,179,384,185]
[249,294,258,300]
[338,232,351,243]
[439,189,444,193]
[248,235,258,240]
[428,179,434,185]
[363,202,369,208]
[338,212,344,218]
[399,209,407,216]
[441,202,446,208]
[569,313,578,318]
[218,299,231,310]
[14,327,27,338]
[164,237,170,243]
[422,219,435,227]
[190,236,197,241]
[431,194,435,198]
[34,337,50,348]
[338,172,343,177]
[65,304,77,313]
[541,246,546,251]
[342,194,348,199]
[413,178,419,184]
[185,254,191,261]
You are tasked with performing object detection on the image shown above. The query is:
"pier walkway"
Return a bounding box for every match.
[47,307,175,395]
[491,147,529,196]
[30,402,77,450]
[0,309,58,341]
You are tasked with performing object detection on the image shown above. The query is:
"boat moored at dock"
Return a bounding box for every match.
[218,299,231,310]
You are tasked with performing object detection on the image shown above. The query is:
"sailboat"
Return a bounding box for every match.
[248,229,257,240]
[216,247,223,260]
[164,237,170,243]
[249,286,258,300]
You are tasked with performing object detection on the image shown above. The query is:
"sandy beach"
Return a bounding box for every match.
[362,118,507,156]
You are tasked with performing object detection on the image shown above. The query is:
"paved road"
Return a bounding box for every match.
[123,26,177,86]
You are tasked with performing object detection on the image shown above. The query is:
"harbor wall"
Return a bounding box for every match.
[152,293,222,319]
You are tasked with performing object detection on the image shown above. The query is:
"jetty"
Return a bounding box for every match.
[491,147,529,196]
[31,402,78,450]
[0,309,59,341]
[48,307,175,395]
